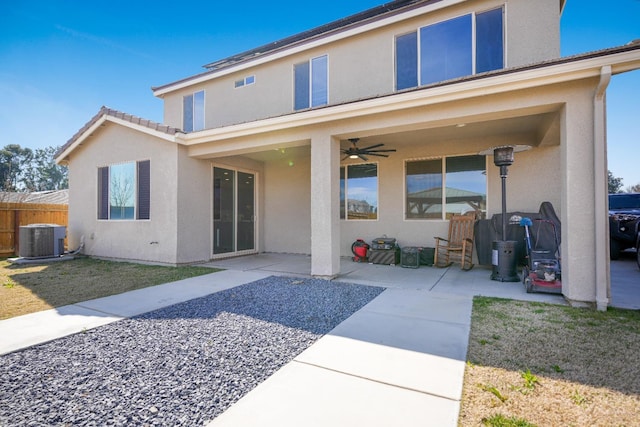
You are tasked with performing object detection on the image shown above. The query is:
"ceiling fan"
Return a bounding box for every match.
[341,138,396,161]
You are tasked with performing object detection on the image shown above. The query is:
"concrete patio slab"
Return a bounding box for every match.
[360,288,473,323]
[208,360,460,427]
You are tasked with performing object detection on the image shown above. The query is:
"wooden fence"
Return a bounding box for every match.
[0,203,69,257]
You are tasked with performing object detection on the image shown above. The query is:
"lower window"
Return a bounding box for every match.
[340,163,378,220]
[98,160,150,220]
[405,155,486,220]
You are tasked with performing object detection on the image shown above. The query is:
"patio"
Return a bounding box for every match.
[203,252,639,310]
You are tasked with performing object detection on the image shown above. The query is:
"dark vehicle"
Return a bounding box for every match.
[636,232,640,270]
[609,193,640,260]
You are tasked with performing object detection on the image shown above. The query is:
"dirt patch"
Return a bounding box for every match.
[0,257,217,319]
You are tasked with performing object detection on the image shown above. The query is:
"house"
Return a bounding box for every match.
[55,0,640,309]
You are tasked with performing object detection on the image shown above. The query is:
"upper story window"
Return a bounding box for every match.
[396,7,504,90]
[183,90,205,132]
[294,55,328,111]
[405,155,486,220]
[235,75,255,88]
[98,160,150,220]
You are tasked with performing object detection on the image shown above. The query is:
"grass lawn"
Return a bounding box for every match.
[460,297,640,426]
[0,257,218,320]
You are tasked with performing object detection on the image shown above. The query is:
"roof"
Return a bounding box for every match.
[152,0,568,95]
[0,189,69,205]
[202,0,433,71]
[152,0,443,93]
[55,106,185,163]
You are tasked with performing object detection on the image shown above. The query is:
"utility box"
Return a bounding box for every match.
[18,224,66,258]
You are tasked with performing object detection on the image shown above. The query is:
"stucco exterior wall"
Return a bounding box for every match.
[506,0,561,66]
[262,152,312,254]
[175,146,213,264]
[160,0,562,132]
[66,125,181,264]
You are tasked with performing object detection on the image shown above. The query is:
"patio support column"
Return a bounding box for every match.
[561,80,603,307]
[310,133,341,278]
[593,66,611,311]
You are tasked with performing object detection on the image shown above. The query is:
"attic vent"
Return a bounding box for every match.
[19,224,66,259]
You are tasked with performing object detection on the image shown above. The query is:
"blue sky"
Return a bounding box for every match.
[1,0,639,188]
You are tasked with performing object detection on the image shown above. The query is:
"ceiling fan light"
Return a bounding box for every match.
[349,154,359,159]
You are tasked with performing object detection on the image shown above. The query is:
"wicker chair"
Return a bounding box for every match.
[434,212,477,270]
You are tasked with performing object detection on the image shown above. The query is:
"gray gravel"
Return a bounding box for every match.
[0,276,384,426]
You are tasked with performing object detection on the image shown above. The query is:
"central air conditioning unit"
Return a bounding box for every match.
[19,224,66,259]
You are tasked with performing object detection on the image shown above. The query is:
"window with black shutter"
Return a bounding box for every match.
[98,166,109,219]
[137,160,150,220]
[97,160,150,220]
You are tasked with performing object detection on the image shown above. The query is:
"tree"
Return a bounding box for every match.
[608,170,624,194]
[22,146,68,191]
[0,144,33,191]
[625,183,640,193]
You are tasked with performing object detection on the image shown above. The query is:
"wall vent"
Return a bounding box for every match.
[19,224,66,259]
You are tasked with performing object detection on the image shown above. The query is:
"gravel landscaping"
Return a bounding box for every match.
[0,276,384,426]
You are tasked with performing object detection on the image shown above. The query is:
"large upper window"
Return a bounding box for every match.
[405,155,486,220]
[340,163,378,220]
[98,160,150,220]
[396,7,503,90]
[183,90,205,132]
[294,55,328,110]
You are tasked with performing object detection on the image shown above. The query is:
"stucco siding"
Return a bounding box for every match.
[175,147,212,264]
[159,0,562,132]
[263,152,312,254]
[66,124,181,264]
[506,0,561,66]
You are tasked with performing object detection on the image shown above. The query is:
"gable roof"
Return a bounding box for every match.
[55,106,185,164]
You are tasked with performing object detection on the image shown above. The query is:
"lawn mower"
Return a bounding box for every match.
[519,217,562,294]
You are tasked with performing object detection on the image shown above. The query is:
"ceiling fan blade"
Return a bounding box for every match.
[365,149,397,153]
[359,154,369,161]
[364,153,390,157]
[360,143,385,150]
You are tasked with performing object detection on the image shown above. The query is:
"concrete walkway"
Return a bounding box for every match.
[0,269,271,356]
[203,255,565,426]
[4,253,632,425]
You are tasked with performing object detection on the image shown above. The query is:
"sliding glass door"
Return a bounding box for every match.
[213,167,256,256]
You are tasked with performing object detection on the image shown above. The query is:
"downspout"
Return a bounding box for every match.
[594,65,611,311]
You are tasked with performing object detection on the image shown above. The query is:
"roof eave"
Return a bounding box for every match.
[55,111,186,165]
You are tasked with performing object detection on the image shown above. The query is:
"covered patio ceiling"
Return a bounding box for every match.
[221,108,562,163]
